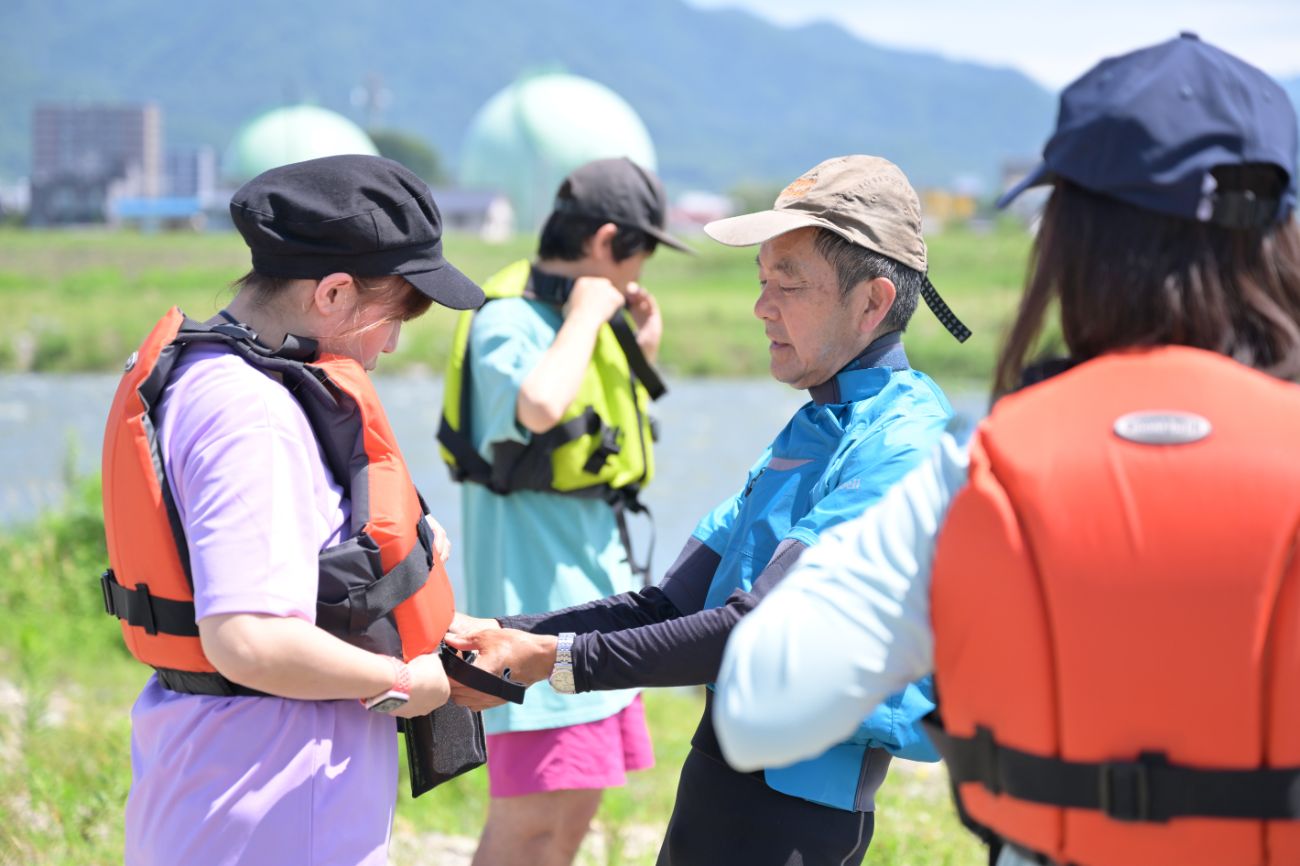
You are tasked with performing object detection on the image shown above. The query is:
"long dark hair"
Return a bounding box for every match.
[993,176,1300,398]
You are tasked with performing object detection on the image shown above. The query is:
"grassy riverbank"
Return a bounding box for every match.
[0,226,1031,389]
[0,478,984,865]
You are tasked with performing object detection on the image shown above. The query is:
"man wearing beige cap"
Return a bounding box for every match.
[448,155,969,865]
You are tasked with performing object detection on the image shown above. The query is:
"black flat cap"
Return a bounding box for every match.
[230,154,484,309]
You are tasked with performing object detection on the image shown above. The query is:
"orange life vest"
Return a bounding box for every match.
[100,307,456,694]
[926,346,1300,866]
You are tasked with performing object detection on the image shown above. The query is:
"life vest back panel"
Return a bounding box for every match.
[929,347,1300,866]
[102,308,210,671]
[101,309,455,684]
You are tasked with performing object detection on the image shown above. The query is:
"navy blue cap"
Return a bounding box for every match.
[230,154,485,310]
[999,33,1298,227]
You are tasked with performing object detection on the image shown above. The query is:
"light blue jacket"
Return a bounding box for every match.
[714,426,974,774]
[694,338,949,810]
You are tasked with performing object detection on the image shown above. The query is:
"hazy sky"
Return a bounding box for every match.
[686,0,1300,88]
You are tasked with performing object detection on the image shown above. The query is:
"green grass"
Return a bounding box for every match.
[0,225,1025,863]
[0,226,1032,390]
[0,477,985,865]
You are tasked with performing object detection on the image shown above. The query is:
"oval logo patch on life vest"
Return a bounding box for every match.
[1113,411,1212,445]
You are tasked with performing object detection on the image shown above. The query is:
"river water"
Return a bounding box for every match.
[0,374,985,591]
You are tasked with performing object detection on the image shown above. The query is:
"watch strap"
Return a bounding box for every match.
[391,656,412,694]
[361,655,411,708]
[555,632,575,666]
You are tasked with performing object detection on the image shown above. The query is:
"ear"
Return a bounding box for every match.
[311,272,358,316]
[856,276,897,337]
[584,222,620,263]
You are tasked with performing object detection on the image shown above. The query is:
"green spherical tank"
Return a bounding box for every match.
[459,73,658,230]
[223,105,379,182]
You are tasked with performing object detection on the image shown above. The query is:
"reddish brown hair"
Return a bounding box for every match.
[232,271,432,322]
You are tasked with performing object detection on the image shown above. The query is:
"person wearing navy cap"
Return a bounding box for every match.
[715,34,1300,866]
[117,154,481,866]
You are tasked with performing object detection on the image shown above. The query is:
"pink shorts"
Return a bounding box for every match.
[485,695,655,798]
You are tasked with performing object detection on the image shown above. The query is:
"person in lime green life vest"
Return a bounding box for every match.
[438,157,692,866]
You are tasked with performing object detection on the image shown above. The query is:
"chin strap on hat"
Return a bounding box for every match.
[922,277,971,343]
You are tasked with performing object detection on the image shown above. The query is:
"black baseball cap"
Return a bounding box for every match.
[999,33,1298,228]
[551,157,693,253]
[230,154,485,309]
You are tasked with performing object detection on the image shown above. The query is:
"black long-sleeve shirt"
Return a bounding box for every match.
[498,335,912,695]
[499,536,807,692]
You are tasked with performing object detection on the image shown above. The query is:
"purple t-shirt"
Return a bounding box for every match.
[124,344,397,866]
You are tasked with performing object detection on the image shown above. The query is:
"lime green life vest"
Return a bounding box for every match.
[438,259,663,505]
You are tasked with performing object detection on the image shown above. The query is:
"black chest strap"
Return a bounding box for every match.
[924,714,1300,823]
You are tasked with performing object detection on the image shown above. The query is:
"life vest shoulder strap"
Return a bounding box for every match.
[607,310,666,400]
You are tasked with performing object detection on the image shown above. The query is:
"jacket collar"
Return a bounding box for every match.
[808,331,910,405]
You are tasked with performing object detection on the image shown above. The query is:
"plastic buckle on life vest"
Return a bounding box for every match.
[1099,757,1153,822]
[582,427,621,475]
[971,725,1003,795]
[133,582,159,636]
[100,570,118,617]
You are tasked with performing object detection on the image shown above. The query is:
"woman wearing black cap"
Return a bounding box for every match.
[715,34,1300,866]
[102,155,484,865]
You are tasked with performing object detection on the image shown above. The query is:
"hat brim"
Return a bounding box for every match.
[704,209,838,247]
[401,259,485,310]
[643,224,696,254]
[996,162,1053,209]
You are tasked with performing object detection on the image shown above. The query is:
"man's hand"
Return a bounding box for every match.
[625,282,662,361]
[564,276,626,325]
[444,629,559,712]
[390,651,451,718]
[448,610,501,638]
[424,514,452,563]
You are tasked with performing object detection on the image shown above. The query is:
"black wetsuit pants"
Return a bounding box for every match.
[656,747,875,866]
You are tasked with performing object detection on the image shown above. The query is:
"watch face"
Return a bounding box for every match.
[549,669,576,694]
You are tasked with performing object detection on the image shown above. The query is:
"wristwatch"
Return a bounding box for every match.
[548,632,577,694]
[362,656,411,714]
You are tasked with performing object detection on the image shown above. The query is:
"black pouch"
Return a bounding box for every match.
[399,702,486,798]
[398,643,528,797]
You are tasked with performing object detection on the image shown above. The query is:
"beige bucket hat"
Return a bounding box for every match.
[706,155,970,341]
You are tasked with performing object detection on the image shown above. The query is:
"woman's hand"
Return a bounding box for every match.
[390,652,451,718]
[424,514,452,563]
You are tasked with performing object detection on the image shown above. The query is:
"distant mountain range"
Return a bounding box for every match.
[3,1,1297,194]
